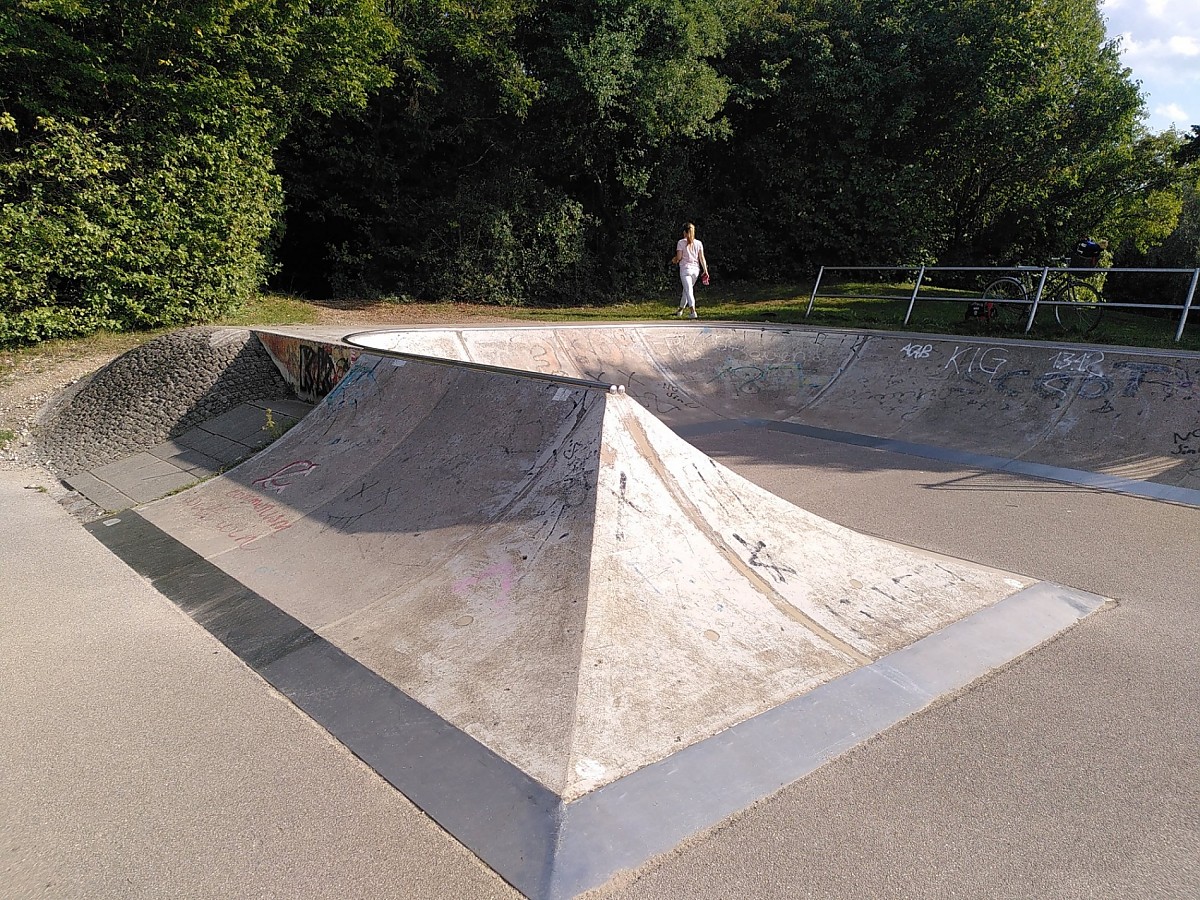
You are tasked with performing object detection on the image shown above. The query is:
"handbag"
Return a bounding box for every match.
[701,272,710,286]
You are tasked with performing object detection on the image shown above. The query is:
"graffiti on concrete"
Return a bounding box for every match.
[884,342,1198,410]
[453,561,517,608]
[180,487,295,547]
[731,533,797,584]
[943,345,1009,377]
[325,360,380,412]
[1049,349,1106,375]
[710,360,830,397]
[832,340,1200,458]
[525,343,571,377]
[257,333,358,401]
[298,344,350,397]
[324,477,398,530]
[1172,429,1200,456]
[586,365,703,414]
[252,460,319,494]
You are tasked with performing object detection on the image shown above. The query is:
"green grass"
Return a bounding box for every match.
[217,293,320,327]
[3,282,1196,370]
[506,279,1200,351]
[1,330,162,374]
[0,294,320,369]
[0,428,16,449]
[671,279,1199,351]
[513,281,825,324]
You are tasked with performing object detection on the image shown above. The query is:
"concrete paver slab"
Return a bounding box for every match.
[148,438,229,477]
[88,451,197,503]
[248,397,314,420]
[198,401,284,449]
[60,470,136,512]
[173,424,254,465]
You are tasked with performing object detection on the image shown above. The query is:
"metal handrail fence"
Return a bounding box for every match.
[805,264,1200,342]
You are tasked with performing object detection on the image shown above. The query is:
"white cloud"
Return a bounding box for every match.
[1168,35,1200,56]
[1155,102,1191,125]
[1100,0,1200,130]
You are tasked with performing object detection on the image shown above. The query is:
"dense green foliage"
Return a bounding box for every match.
[708,0,1182,267]
[1106,131,1200,306]
[3,0,1198,340]
[278,0,1197,304]
[276,0,759,303]
[0,0,393,344]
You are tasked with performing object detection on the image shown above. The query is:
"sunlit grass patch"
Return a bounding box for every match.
[218,293,320,326]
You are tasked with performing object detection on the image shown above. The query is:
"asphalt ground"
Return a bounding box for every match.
[0,468,515,900]
[2,421,1197,899]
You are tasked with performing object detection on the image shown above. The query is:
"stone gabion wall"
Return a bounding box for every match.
[39,327,293,476]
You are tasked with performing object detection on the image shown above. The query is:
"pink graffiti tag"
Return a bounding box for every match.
[452,562,517,607]
[252,460,319,494]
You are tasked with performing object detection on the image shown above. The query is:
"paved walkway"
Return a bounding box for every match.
[0,468,513,900]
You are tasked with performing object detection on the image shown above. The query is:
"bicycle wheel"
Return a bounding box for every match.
[1054,279,1103,334]
[981,278,1030,329]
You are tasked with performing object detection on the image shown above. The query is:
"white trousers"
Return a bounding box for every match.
[679,264,700,309]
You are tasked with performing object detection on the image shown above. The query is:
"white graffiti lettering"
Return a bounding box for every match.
[1050,350,1106,376]
[944,346,1008,377]
[945,346,968,373]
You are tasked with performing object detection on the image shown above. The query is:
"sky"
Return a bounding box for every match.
[1099,0,1200,133]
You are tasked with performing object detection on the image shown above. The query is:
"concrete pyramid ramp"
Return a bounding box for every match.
[91,349,1107,897]
[134,353,1027,797]
[570,390,1032,796]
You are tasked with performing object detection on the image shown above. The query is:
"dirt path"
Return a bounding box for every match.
[0,349,135,475]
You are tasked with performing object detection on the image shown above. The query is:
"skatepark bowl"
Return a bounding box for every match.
[83,321,1200,899]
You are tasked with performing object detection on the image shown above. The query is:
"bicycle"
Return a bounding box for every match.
[977,257,1105,334]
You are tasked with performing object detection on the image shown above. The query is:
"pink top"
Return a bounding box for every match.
[677,238,704,268]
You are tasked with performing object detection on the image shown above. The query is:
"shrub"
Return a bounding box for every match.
[0,116,279,346]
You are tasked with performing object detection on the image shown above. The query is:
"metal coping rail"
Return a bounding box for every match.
[805,264,1200,341]
[343,331,623,393]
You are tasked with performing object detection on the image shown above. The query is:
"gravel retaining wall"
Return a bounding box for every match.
[39,327,294,476]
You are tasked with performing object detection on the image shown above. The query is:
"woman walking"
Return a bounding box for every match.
[671,223,709,318]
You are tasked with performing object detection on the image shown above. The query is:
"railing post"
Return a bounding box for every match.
[1023,267,1051,333]
[903,266,925,326]
[1175,268,1200,342]
[806,266,825,318]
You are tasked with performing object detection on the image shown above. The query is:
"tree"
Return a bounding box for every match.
[275,0,551,301]
[700,0,1164,275]
[274,0,766,303]
[1106,129,1200,306]
[0,1,394,346]
[1179,126,1200,166]
[7,0,1180,324]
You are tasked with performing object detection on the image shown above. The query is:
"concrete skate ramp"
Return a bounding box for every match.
[97,337,1112,898]
[137,352,1036,798]
[345,324,1200,498]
